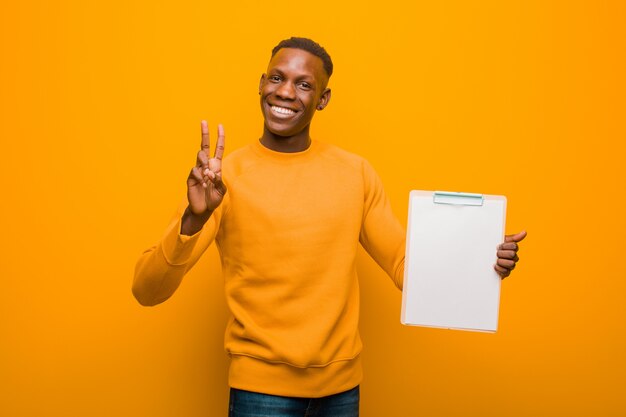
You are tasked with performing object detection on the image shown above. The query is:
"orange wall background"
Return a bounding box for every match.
[1,1,625,416]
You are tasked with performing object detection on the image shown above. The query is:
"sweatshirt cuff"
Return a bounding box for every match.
[160,216,204,265]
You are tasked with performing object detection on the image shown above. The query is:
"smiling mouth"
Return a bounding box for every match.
[270,105,298,116]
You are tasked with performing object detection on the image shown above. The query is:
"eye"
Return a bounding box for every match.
[298,82,312,90]
[269,75,281,83]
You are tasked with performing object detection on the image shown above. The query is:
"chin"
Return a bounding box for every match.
[265,122,300,138]
[263,116,302,137]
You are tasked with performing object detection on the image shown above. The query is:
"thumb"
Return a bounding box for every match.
[211,172,227,195]
[505,230,527,243]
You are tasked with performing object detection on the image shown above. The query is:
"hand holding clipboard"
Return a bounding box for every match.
[401,191,525,332]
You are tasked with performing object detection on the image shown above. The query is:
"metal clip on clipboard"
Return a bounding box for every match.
[433,191,484,206]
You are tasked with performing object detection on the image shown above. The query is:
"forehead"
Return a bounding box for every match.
[267,48,327,83]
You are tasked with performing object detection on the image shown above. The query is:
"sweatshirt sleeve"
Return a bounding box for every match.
[359,160,406,290]
[132,200,224,306]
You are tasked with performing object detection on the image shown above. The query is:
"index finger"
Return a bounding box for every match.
[200,120,210,155]
[214,124,225,160]
[498,242,519,251]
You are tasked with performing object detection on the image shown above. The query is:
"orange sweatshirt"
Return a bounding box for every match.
[133,139,406,397]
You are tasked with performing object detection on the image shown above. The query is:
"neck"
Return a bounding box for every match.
[260,126,312,153]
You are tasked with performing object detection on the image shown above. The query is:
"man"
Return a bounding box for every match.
[133,37,526,417]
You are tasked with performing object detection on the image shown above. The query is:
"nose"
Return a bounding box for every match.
[275,81,296,100]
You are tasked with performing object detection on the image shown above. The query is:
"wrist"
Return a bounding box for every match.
[186,205,213,219]
[181,206,213,236]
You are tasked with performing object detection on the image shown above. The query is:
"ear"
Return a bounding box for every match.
[259,74,266,95]
[316,88,332,111]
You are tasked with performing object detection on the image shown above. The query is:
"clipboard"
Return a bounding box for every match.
[401,190,507,332]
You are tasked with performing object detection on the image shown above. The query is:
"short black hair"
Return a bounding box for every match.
[271,37,333,78]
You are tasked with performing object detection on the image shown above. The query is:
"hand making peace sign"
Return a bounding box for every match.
[186,120,227,215]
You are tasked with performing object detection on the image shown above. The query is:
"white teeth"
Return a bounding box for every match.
[271,105,295,115]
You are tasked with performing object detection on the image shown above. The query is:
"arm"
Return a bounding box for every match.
[359,160,406,290]
[132,121,227,306]
[132,204,222,306]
